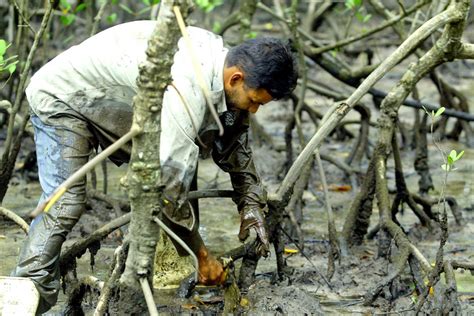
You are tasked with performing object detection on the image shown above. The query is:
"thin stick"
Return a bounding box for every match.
[2,1,53,164]
[279,226,332,289]
[172,6,224,136]
[139,277,159,316]
[276,4,461,201]
[315,151,335,232]
[308,0,429,55]
[12,0,35,35]
[315,150,340,278]
[94,245,124,316]
[0,206,29,233]
[90,0,109,36]
[59,213,131,268]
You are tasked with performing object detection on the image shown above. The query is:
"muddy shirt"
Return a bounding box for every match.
[26,21,230,229]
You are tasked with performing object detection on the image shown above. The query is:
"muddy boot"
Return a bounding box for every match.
[0,276,40,315]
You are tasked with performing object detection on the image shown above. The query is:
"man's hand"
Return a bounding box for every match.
[239,205,270,257]
[197,246,225,285]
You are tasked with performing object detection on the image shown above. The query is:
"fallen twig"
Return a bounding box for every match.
[0,206,29,233]
[94,245,127,316]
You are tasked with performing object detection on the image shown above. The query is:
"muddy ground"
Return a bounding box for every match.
[1,71,474,314]
[1,12,474,315]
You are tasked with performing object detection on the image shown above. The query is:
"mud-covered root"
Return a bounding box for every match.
[0,206,29,233]
[63,273,104,315]
[176,273,196,298]
[345,104,371,168]
[441,260,462,314]
[95,243,128,315]
[363,246,410,305]
[59,213,131,278]
[412,194,464,225]
[363,225,436,307]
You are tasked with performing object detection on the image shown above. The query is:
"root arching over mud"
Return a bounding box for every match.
[1,0,474,314]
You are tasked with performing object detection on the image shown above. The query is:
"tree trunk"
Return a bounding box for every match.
[117,0,190,313]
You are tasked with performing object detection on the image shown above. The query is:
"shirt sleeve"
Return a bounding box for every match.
[159,78,205,231]
[212,111,267,211]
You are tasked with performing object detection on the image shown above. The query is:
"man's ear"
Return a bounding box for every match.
[229,71,244,86]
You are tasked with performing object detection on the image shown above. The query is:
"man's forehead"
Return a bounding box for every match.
[252,88,273,103]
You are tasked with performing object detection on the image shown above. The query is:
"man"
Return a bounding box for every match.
[13,20,298,313]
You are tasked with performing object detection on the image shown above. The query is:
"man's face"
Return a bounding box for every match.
[225,84,273,114]
[223,66,273,113]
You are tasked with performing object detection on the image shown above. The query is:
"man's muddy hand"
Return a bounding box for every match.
[197,247,226,285]
[239,205,270,257]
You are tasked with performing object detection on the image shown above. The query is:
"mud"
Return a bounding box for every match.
[2,135,473,315]
[1,65,474,315]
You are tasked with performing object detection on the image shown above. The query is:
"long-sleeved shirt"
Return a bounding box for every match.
[26,21,266,230]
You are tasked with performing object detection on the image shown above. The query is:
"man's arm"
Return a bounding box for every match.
[160,81,224,285]
[212,110,270,257]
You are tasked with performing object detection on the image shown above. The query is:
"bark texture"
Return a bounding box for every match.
[118,0,191,313]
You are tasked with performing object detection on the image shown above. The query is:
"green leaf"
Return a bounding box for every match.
[441,164,450,171]
[196,0,222,12]
[355,11,364,22]
[212,21,221,34]
[60,0,71,11]
[362,14,372,23]
[107,13,117,24]
[142,0,150,5]
[449,150,457,162]
[7,63,16,74]
[247,31,258,39]
[119,4,134,14]
[3,55,17,63]
[136,6,151,15]
[345,0,355,9]
[60,14,76,26]
[0,39,7,56]
[434,107,445,117]
[421,105,429,115]
[354,0,362,6]
[151,0,161,4]
[447,155,454,165]
[111,0,119,4]
[456,150,464,160]
[75,3,87,13]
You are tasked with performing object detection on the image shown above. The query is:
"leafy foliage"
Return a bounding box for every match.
[58,0,76,26]
[422,106,466,173]
[195,0,223,13]
[0,39,18,76]
[442,149,464,172]
[345,0,372,23]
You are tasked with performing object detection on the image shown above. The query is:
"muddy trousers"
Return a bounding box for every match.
[12,115,94,314]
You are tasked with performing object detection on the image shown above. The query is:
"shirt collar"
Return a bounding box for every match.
[212,46,228,114]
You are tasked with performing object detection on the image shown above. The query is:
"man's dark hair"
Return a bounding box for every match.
[226,38,298,100]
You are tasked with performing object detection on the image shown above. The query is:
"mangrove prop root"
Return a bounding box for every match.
[364,246,410,305]
[392,134,433,226]
[346,104,371,167]
[0,206,29,233]
[442,260,461,314]
[59,213,131,276]
[95,243,128,316]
